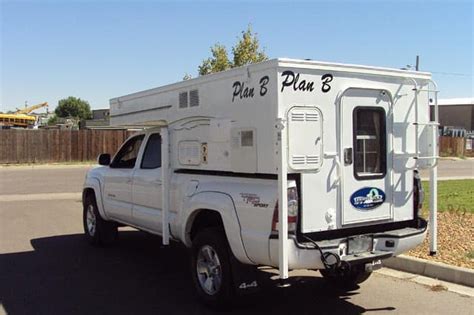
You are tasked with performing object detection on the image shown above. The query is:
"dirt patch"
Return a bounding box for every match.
[408,211,474,269]
[429,284,448,292]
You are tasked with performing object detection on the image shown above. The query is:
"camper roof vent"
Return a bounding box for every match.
[291,112,305,122]
[291,111,319,122]
[291,155,320,165]
[292,155,306,165]
[305,112,319,121]
[306,155,320,164]
[288,106,323,170]
[190,89,199,107]
[179,92,188,108]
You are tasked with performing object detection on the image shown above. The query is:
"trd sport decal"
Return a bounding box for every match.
[350,187,386,210]
[240,193,269,208]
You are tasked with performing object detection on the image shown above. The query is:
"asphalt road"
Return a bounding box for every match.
[0,165,473,315]
[0,157,471,196]
[419,158,474,180]
[0,165,90,195]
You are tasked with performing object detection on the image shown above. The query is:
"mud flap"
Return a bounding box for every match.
[230,255,261,296]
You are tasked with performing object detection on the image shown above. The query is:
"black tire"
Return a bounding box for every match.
[191,228,234,309]
[83,193,118,246]
[320,264,372,289]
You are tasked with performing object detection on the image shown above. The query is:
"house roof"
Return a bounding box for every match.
[432,98,474,106]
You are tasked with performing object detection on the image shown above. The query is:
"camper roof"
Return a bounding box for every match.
[110,58,431,104]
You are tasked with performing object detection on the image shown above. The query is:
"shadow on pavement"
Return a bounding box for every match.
[0,231,395,314]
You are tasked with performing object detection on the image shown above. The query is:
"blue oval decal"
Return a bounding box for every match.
[350,187,386,210]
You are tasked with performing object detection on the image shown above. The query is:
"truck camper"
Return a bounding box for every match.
[82,58,438,306]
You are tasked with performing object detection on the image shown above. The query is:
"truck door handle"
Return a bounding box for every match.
[344,148,353,165]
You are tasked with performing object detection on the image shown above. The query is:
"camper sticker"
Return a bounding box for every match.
[350,187,386,210]
[231,71,334,102]
[232,75,269,102]
[280,71,333,93]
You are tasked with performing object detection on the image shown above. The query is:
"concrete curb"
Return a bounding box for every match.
[384,255,474,288]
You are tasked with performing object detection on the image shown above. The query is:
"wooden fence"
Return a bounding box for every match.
[0,130,471,164]
[439,136,469,157]
[0,129,134,164]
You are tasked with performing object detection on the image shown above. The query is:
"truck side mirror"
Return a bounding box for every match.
[98,153,111,166]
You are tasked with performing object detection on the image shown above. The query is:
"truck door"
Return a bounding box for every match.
[103,134,144,223]
[131,133,163,232]
[340,88,392,225]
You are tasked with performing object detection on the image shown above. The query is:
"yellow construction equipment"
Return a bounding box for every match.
[15,102,48,115]
[0,102,48,128]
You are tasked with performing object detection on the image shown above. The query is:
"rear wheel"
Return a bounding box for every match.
[83,193,118,246]
[320,264,372,289]
[191,228,234,308]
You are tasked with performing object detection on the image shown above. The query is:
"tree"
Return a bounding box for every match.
[232,26,268,67]
[198,44,231,76]
[197,26,268,76]
[47,115,58,126]
[55,97,92,120]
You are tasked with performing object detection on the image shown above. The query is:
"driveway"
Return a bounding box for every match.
[0,166,472,314]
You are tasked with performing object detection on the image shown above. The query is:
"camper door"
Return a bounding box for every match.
[340,88,393,225]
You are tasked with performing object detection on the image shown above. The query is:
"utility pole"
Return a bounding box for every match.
[415,55,420,71]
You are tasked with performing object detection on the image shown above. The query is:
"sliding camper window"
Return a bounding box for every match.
[110,135,145,169]
[353,107,386,180]
[141,133,162,169]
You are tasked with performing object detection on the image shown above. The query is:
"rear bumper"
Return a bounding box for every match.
[269,219,428,270]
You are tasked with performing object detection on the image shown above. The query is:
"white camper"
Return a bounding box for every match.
[83,58,438,306]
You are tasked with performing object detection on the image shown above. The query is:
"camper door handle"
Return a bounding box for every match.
[344,148,353,165]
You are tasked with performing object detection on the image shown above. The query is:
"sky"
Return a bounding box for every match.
[1,0,473,112]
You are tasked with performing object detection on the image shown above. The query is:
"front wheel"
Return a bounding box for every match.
[83,193,118,246]
[191,228,234,308]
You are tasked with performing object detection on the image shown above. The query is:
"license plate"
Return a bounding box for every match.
[347,235,373,255]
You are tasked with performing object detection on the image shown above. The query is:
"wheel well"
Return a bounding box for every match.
[82,188,95,204]
[189,210,224,241]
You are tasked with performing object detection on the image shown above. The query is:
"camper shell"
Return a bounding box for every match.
[110,60,437,225]
[84,58,438,304]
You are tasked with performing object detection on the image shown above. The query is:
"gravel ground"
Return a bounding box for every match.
[408,211,474,269]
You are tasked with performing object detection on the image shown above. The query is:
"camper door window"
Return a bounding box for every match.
[353,107,386,180]
[110,135,145,169]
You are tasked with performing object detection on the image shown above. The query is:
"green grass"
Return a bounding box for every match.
[467,250,474,260]
[421,179,474,214]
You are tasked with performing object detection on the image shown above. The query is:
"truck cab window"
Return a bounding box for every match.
[353,107,386,179]
[141,133,162,169]
[110,135,144,169]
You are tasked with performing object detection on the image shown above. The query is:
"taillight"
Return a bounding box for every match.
[272,185,299,234]
[413,170,424,217]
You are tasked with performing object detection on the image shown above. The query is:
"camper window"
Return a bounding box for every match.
[110,135,145,169]
[353,107,386,179]
[141,133,162,169]
[179,92,188,108]
[241,130,254,147]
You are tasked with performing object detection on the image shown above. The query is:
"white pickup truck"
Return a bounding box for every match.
[82,59,437,307]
